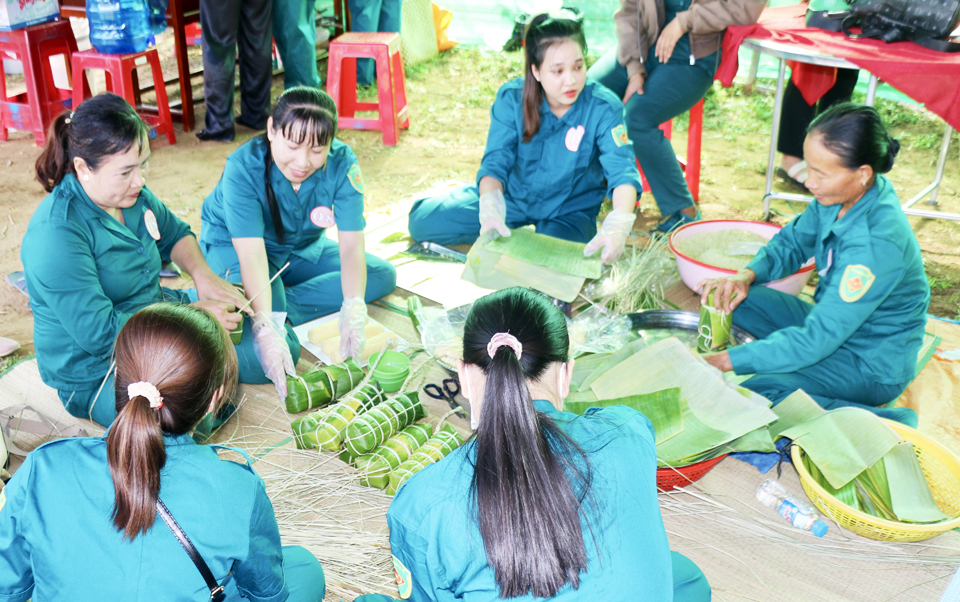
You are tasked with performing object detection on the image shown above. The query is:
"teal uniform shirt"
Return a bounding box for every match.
[20,175,192,392]
[200,136,367,271]
[387,400,673,601]
[728,175,929,385]
[0,433,287,601]
[477,79,643,222]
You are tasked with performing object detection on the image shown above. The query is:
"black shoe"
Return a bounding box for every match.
[235,116,267,131]
[196,127,235,142]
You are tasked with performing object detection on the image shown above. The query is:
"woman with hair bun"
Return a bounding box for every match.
[407,14,641,265]
[699,103,928,427]
[22,93,254,427]
[0,303,325,600]
[356,287,710,601]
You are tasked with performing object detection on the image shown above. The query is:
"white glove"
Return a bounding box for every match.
[252,311,295,400]
[584,209,636,265]
[478,189,511,238]
[338,297,368,362]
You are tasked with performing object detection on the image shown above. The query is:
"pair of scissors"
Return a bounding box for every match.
[423,379,466,417]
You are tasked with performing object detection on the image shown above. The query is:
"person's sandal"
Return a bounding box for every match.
[775,161,810,193]
[6,271,27,298]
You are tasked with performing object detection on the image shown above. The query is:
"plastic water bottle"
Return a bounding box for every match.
[86,0,151,55]
[147,0,169,35]
[756,479,829,537]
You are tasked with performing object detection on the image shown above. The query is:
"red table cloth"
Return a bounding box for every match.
[716,4,960,131]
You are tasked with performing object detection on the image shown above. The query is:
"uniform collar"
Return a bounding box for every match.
[817,175,885,243]
[60,172,145,243]
[533,399,560,413]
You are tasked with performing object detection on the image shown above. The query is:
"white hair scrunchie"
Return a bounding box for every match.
[128,381,164,410]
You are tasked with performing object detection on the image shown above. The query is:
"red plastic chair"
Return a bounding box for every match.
[326,32,409,146]
[71,47,176,145]
[0,20,88,147]
[636,98,704,203]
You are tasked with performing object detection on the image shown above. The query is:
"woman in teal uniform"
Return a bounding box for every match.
[0,303,325,601]
[588,0,765,233]
[700,104,928,427]
[21,93,268,427]
[356,287,710,601]
[408,15,641,265]
[200,87,397,379]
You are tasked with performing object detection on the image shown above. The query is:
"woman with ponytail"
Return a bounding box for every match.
[0,303,325,600]
[407,14,641,265]
[699,103,927,428]
[357,287,710,601]
[199,86,397,394]
[22,93,255,427]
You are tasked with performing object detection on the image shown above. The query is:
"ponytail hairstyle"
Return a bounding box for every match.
[263,86,339,245]
[808,102,901,176]
[463,287,592,598]
[108,303,238,540]
[521,14,587,143]
[35,92,149,192]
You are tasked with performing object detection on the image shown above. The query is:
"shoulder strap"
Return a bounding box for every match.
[156,499,226,602]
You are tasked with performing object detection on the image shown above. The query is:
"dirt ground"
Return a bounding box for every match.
[1,42,959,363]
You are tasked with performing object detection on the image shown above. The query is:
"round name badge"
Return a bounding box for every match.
[144,209,161,241]
[565,124,585,152]
[310,206,335,228]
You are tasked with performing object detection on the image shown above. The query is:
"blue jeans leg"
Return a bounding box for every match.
[591,49,711,218]
[283,242,398,325]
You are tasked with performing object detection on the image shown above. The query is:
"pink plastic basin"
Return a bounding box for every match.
[668,220,816,296]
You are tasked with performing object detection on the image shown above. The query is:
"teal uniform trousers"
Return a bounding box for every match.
[0,433,324,601]
[347,0,401,86]
[274,0,321,89]
[20,174,289,427]
[200,136,397,325]
[588,0,719,219]
[728,176,929,423]
[357,401,710,601]
[408,79,642,246]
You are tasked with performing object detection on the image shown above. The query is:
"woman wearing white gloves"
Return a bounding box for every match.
[200,87,397,397]
[408,14,641,265]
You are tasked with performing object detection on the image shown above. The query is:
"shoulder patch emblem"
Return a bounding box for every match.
[839,264,875,302]
[392,554,413,599]
[347,163,364,194]
[611,124,629,147]
[144,209,161,241]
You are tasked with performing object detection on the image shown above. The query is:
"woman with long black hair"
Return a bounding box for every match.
[357,287,710,601]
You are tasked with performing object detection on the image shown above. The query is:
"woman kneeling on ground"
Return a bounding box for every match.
[0,303,325,600]
[700,103,928,428]
[23,93,258,427]
[407,14,641,265]
[200,87,397,398]
[355,287,710,601]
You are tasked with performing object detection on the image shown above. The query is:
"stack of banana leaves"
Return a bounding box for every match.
[564,337,778,467]
[284,357,365,414]
[773,391,958,525]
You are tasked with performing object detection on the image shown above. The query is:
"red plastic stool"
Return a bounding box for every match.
[636,98,704,203]
[71,48,176,145]
[326,32,409,146]
[0,20,87,147]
